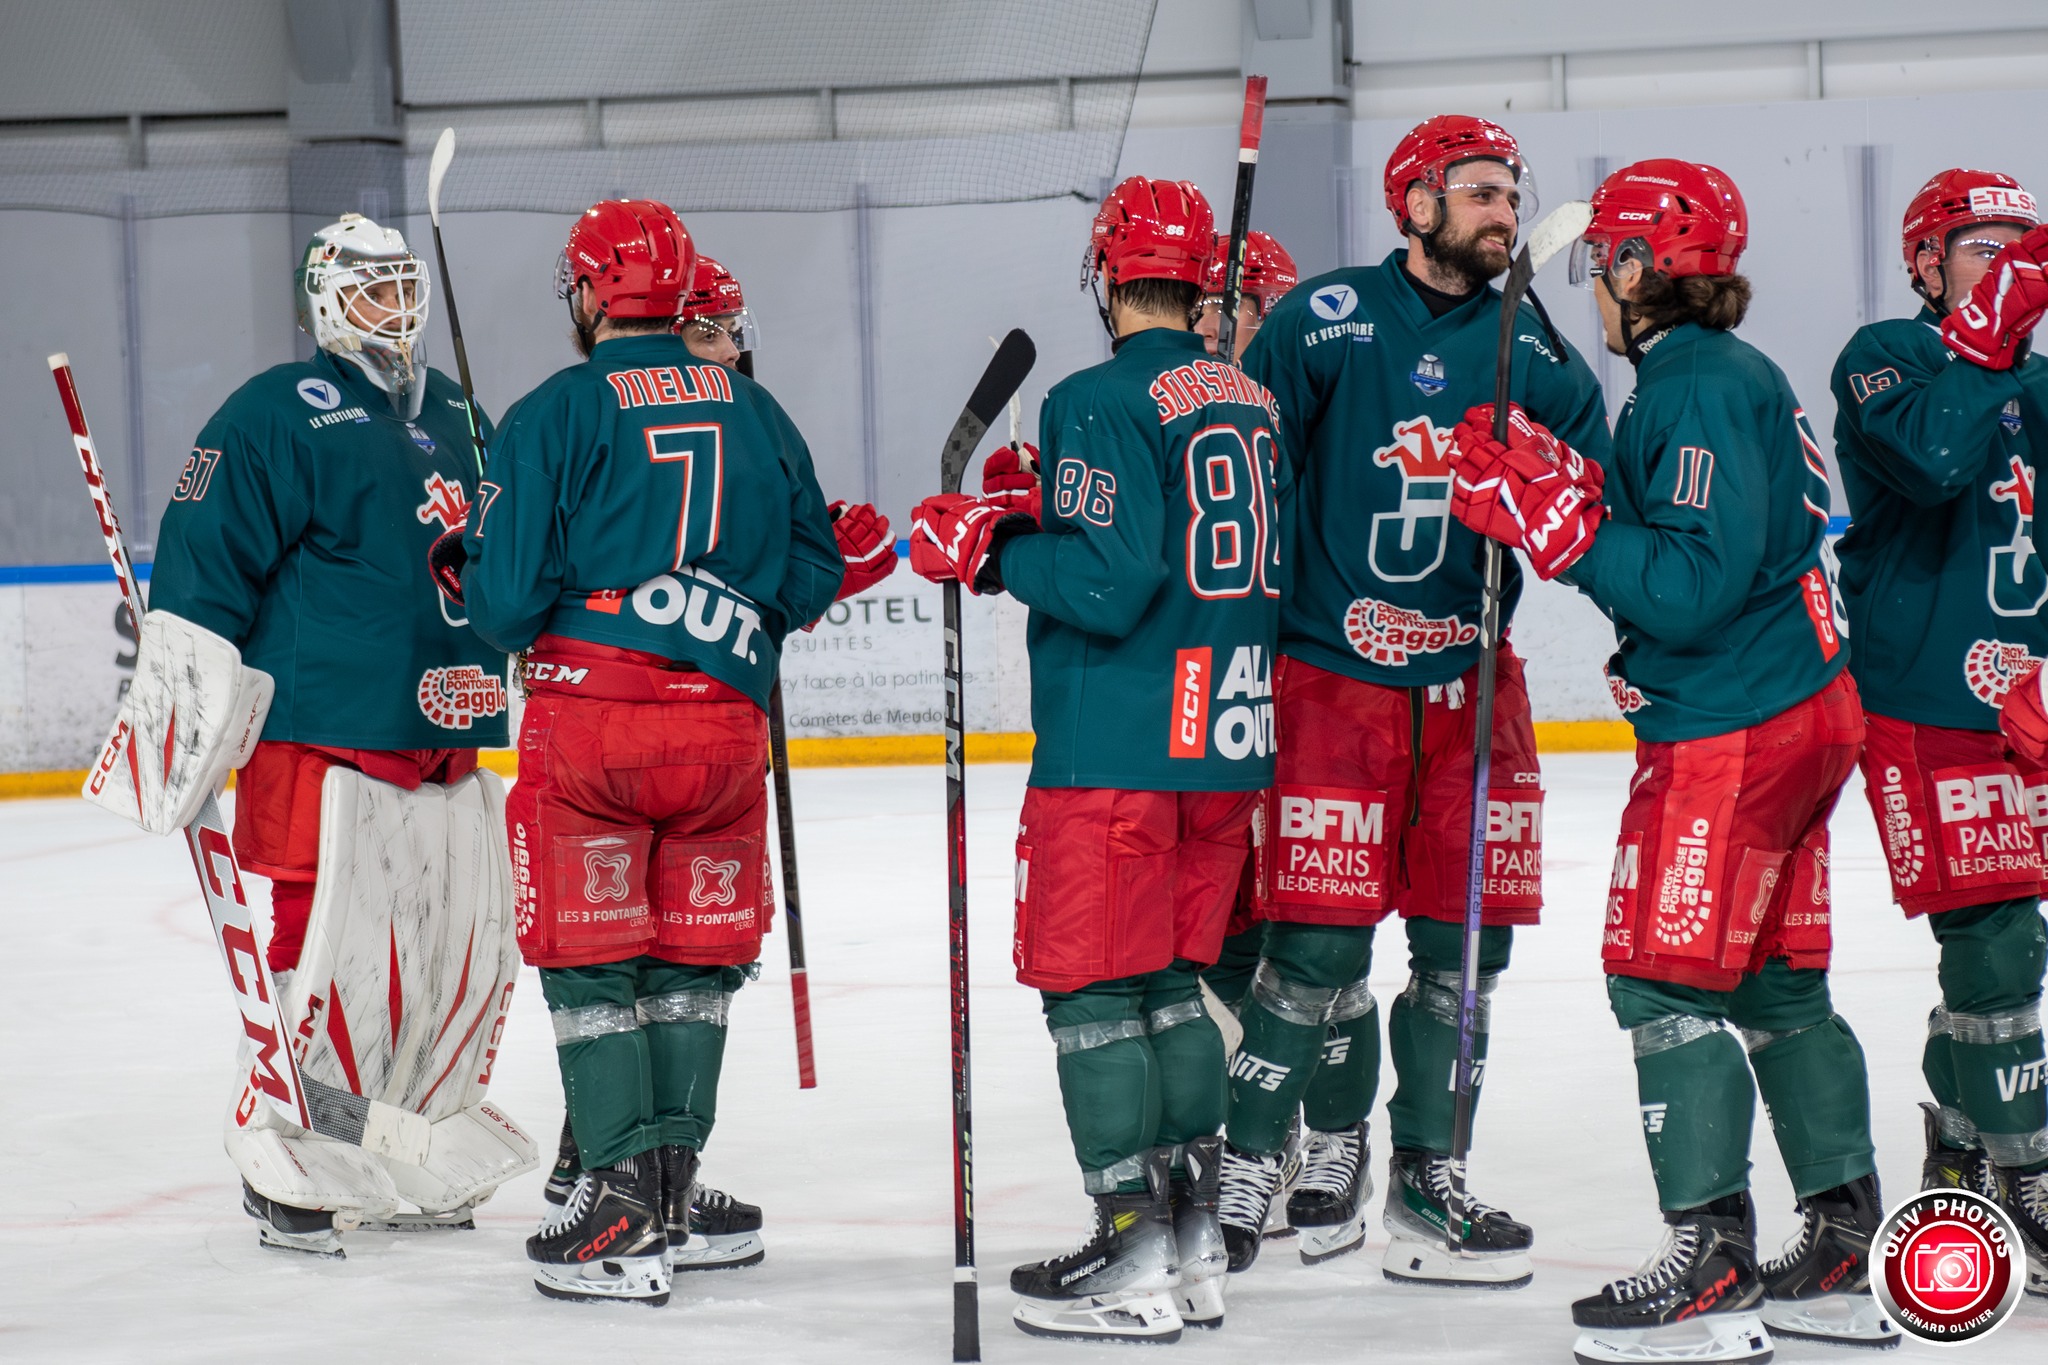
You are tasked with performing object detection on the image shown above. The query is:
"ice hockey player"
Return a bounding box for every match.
[1219,115,1610,1282]
[1839,168,2048,1297]
[531,247,810,1273]
[1194,229,1299,359]
[83,213,537,1256]
[440,199,876,1304]
[908,175,1283,1341]
[1450,160,1886,1362]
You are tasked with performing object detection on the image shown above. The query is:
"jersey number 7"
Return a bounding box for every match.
[646,424,724,570]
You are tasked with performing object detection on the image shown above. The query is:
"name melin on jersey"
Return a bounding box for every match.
[1149,360,1279,426]
[606,363,735,409]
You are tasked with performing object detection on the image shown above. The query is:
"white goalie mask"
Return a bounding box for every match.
[295,214,430,419]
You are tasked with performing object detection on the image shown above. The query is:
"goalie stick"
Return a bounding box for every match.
[426,128,487,482]
[1446,201,1594,1255]
[49,353,431,1167]
[942,328,1037,1363]
[1214,76,1268,366]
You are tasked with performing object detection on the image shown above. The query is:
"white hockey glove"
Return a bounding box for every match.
[84,610,273,835]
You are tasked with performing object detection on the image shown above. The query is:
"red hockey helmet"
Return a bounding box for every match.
[1383,115,1531,230]
[554,199,694,320]
[1200,231,1301,312]
[672,253,759,351]
[1086,177,1216,288]
[1901,168,2038,273]
[1572,160,1747,286]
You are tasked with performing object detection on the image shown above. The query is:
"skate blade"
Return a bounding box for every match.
[1381,1233,1532,1290]
[532,1253,670,1306]
[1298,1212,1368,1265]
[1013,1288,1184,1343]
[668,1230,766,1271]
[1572,1311,1772,1365]
[1760,1293,1899,1349]
[356,1205,477,1233]
[257,1226,344,1259]
[1175,1275,1226,1329]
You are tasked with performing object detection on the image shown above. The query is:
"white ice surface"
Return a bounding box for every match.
[2,755,2044,1363]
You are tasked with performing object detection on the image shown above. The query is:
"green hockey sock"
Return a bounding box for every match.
[1386,920,1511,1152]
[1144,962,1227,1148]
[1923,1016,1966,1120]
[1930,898,2048,1168]
[1302,984,1381,1133]
[1745,1016,1877,1197]
[1044,978,1160,1191]
[542,960,659,1170]
[1226,922,1374,1155]
[639,961,744,1152]
[1610,976,1754,1209]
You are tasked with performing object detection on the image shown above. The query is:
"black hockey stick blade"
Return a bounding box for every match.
[941,329,1035,494]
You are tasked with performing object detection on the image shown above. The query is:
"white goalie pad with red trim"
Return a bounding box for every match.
[226,766,537,1215]
[83,610,271,836]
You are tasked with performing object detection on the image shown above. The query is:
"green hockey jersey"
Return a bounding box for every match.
[1569,324,1846,742]
[1831,307,2048,731]
[1242,251,1611,687]
[997,327,1284,791]
[148,352,509,749]
[462,333,842,710]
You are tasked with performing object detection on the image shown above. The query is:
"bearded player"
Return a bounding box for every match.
[1219,115,1610,1282]
[910,176,1282,1341]
[1452,161,1886,1361]
[1836,168,2048,1295]
[444,200,885,1304]
[85,213,537,1256]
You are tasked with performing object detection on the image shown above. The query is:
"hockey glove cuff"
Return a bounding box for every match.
[830,500,898,600]
[1999,662,2048,768]
[908,494,1031,594]
[1449,409,1606,581]
[981,442,1042,523]
[1942,225,2048,371]
[429,524,469,605]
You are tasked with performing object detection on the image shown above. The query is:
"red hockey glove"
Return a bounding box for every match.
[1999,662,2048,768]
[1942,224,2048,371]
[428,523,468,605]
[982,442,1042,523]
[1449,405,1606,581]
[830,500,897,600]
[908,494,1027,593]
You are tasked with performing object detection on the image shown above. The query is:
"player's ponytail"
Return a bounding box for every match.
[1630,270,1752,333]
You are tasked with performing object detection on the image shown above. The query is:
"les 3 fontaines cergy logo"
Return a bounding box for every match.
[1871,1188,2024,1345]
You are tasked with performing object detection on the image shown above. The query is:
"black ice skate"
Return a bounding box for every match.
[1759,1174,1898,1349]
[527,1154,670,1306]
[2000,1163,2048,1296]
[1382,1146,1533,1288]
[543,1114,580,1206]
[1216,1142,1284,1272]
[1011,1149,1183,1343]
[548,1118,765,1269]
[1918,1102,1999,1197]
[1571,1195,1769,1365]
[1289,1120,1372,1265]
[243,1179,346,1258]
[1171,1137,1228,1328]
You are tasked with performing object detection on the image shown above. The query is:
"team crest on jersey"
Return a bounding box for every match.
[1988,454,2048,616]
[1605,664,1649,714]
[417,665,508,729]
[1964,638,2044,706]
[415,472,469,532]
[1409,353,1447,396]
[404,422,437,454]
[1309,284,1358,321]
[2002,399,2024,435]
[1369,417,1455,581]
[295,377,342,410]
[1342,597,1477,667]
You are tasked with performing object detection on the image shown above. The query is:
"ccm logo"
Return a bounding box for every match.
[1279,795,1384,844]
[526,662,589,685]
[1935,773,2026,821]
[1170,648,1212,758]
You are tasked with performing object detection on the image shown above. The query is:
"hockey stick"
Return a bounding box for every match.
[1446,201,1593,1254]
[426,129,487,482]
[741,347,818,1088]
[49,354,431,1167]
[1214,75,1268,366]
[941,328,1037,1363]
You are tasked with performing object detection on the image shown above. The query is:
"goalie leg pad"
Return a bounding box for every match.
[84,609,272,835]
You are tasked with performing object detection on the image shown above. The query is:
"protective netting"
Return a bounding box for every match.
[0,0,1158,218]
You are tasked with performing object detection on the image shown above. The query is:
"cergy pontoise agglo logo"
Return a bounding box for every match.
[1871,1188,2024,1345]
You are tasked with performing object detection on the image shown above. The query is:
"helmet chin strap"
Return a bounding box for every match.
[1603,271,1658,367]
[1091,275,1115,340]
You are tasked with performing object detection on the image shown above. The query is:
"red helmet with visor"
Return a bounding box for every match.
[1200,230,1301,312]
[1383,115,1534,231]
[1571,160,1747,288]
[1085,177,1216,288]
[554,199,694,320]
